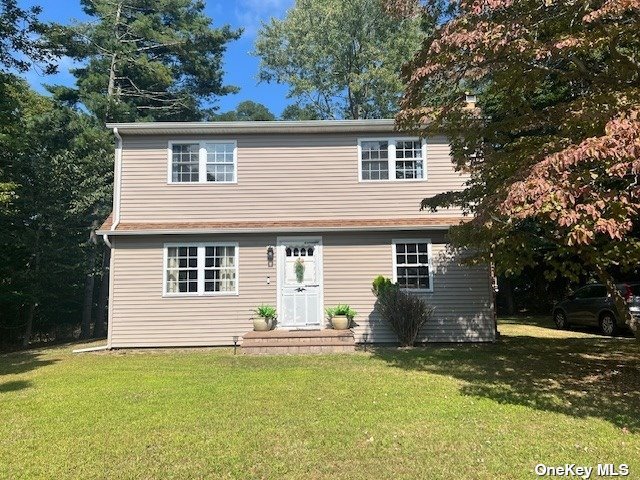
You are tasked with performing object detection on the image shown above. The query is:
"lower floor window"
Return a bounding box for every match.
[165,243,238,295]
[393,239,432,291]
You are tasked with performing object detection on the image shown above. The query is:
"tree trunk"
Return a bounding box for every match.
[22,303,35,348]
[80,225,99,339]
[502,276,515,315]
[93,244,110,339]
[592,263,639,342]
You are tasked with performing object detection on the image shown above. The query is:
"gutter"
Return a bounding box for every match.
[104,119,398,136]
[97,224,455,236]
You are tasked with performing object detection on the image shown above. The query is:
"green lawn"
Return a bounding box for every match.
[1,318,639,479]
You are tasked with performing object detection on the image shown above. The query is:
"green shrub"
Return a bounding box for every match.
[325,304,357,320]
[372,276,434,347]
[255,305,277,320]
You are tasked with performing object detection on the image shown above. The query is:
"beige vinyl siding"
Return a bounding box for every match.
[119,133,465,223]
[109,231,493,348]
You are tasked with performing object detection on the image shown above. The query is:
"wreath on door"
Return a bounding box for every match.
[294,257,305,283]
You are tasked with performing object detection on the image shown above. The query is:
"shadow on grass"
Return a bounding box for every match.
[499,315,636,338]
[372,335,640,431]
[0,380,31,393]
[0,351,57,377]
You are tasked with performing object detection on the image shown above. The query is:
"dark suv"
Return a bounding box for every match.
[552,283,640,335]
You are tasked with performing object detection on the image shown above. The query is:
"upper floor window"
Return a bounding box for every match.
[392,239,433,292]
[359,138,425,181]
[169,141,237,184]
[164,243,238,295]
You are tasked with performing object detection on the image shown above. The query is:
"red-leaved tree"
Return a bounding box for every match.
[389,0,640,338]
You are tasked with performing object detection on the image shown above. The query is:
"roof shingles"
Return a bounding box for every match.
[97,213,468,235]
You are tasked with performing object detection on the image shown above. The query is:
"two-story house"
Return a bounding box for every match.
[97,119,495,348]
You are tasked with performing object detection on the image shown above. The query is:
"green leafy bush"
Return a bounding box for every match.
[255,305,277,320]
[372,276,434,347]
[325,304,357,320]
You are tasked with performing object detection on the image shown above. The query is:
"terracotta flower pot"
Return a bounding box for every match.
[253,317,273,331]
[331,315,350,330]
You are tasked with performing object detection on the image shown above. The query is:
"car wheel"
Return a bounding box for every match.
[554,310,568,329]
[600,313,617,336]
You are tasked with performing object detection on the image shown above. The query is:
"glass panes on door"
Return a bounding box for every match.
[284,245,316,284]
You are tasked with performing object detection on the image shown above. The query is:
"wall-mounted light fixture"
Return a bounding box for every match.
[267,246,274,267]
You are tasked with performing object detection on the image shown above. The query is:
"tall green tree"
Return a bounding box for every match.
[390,0,640,338]
[0,77,112,347]
[255,0,426,119]
[58,0,242,121]
[1,0,61,212]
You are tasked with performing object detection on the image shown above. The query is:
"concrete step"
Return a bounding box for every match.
[242,344,355,355]
[242,328,355,355]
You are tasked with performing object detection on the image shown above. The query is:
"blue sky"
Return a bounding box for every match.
[18,0,294,117]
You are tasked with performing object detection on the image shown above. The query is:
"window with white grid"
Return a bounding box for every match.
[169,141,237,183]
[360,140,389,180]
[204,245,236,292]
[164,243,238,295]
[171,144,200,182]
[359,138,425,181]
[392,240,433,291]
[205,143,235,182]
[166,246,199,293]
[395,140,424,179]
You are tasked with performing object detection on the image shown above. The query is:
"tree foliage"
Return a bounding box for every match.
[57,0,241,121]
[280,103,320,120]
[255,0,426,119]
[390,0,640,337]
[214,100,276,121]
[0,76,112,347]
[0,0,59,74]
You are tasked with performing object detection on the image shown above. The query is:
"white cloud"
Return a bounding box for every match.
[235,0,293,38]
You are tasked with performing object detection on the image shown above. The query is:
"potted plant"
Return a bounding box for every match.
[325,304,356,330]
[253,305,277,331]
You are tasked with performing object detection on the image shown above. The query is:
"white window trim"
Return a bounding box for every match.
[163,242,239,297]
[167,140,238,185]
[358,137,428,183]
[392,238,434,293]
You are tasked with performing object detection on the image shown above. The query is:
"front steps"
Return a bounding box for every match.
[242,329,355,355]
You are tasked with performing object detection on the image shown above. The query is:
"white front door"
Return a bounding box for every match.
[277,237,323,328]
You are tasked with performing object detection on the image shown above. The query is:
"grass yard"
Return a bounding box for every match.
[1,318,639,479]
